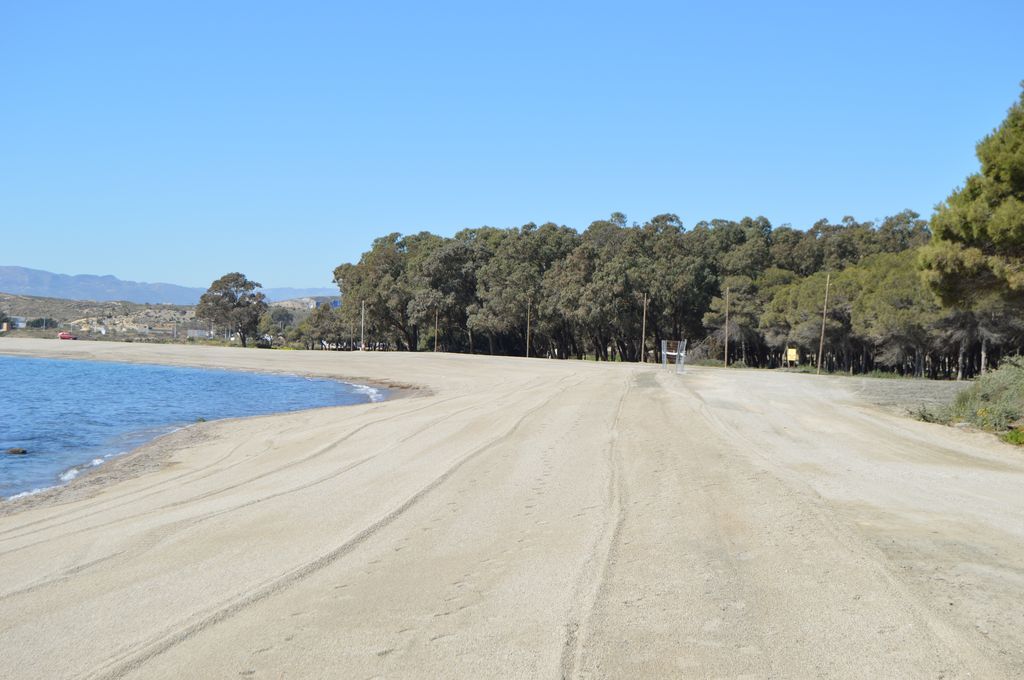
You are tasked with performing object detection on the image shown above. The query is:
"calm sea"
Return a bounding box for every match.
[0,355,385,499]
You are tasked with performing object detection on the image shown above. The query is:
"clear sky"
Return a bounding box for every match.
[2,1,1022,289]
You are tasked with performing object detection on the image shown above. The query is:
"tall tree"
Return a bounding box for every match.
[258,307,295,341]
[853,252,941,376]
[471,222,577,356]
[195,272,267,347]
[334,232,444,351]
[921,85,1024,307]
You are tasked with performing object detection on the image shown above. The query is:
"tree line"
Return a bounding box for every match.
[320,211,978,375]
[203,86,1024,380]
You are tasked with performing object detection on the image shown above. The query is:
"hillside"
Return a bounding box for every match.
[0,292,197,337]
[0,291,325,340]
[0,266,337,304]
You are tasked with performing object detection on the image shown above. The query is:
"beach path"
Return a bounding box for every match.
[0,340,1022,678]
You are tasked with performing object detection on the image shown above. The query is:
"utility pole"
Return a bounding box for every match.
[817,273,831,375]
[640,291,648,363]
[525,298,531,358]
[434,306,439,352]
[723,286,730,368]
[360,300,365,351]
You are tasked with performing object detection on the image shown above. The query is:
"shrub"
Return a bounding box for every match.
[910,404,942,423]
[945,356,1024,433]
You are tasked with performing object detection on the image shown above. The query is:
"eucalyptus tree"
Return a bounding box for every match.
[409,234,490,352]
[305,304,347,349]
[333,232,444,350]
[718,216,773,278]
[767,226,808,275]
[470,222,578,356]
[543,236,607,358]
[195,272,267,347]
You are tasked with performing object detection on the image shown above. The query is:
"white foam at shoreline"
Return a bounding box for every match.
[351,383,386,402]
[6,487,50,501]
[297,374,386,403]
[57,457,106,484]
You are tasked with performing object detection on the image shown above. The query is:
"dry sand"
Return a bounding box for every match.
[0,339,1022,679]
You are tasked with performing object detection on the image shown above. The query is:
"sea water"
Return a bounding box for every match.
[0,355,385,499]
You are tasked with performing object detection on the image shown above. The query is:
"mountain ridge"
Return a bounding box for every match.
[0,266,336,304]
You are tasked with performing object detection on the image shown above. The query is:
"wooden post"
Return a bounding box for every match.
[434,306,439,352]
[640,291,648,363]
[360,300,365,351]
[817,273,831,375]
[724,286,730,368]
[526,298,531,358]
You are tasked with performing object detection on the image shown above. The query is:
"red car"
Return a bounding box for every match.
[58,331,77,340]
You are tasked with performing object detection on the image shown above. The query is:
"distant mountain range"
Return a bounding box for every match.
[0,266,337,305]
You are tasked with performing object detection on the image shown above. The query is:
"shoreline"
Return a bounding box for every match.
[0,340,418,515]
[0,339,422,396]
[0,419,207,517]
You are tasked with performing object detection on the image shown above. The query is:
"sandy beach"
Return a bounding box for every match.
[1,339,1023,678]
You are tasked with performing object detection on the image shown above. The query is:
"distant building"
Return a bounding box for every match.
[9,316,27,329]
[309,296,341,309]
[186,329,214,339]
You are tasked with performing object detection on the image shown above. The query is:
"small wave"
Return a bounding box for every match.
[351,383,386,402]
[60,468,80,482]
[6,487,50,501]
[91,458,105,466]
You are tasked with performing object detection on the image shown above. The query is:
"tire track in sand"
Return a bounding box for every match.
[559,374,631,680]
[2,374,537,542]
[0,385,549,602]
[78,376,583,680]
[0,390,485,553]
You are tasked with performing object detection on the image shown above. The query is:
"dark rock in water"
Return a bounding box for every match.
[6,448,28,455]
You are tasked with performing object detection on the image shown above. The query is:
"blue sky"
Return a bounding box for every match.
[2,1,1022,289]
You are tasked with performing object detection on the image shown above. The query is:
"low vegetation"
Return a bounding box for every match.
[912,356,1024,444]
[947,357,1024,438]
